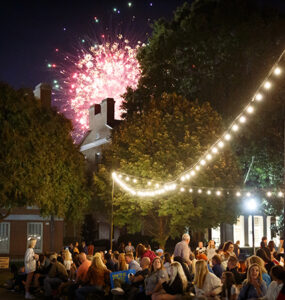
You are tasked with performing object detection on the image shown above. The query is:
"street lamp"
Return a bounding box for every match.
[246,198,258,255]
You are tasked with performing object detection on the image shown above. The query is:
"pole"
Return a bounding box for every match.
[252,214,255,255]
[110,178,114,251]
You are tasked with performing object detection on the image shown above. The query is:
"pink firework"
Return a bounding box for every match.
[55,36,142,141]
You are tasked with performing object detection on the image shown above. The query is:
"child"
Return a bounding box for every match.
[221,271,238,300]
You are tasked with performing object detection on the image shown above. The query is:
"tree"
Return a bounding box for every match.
[95,93,242,247]
[121,0,285,234]
[0,83,90,221]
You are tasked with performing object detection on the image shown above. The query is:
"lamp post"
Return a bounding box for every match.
[246,198,258,255]
[110,178,114,251]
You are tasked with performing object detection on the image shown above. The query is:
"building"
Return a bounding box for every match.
[79,98,121,242]
[0,83,64,259]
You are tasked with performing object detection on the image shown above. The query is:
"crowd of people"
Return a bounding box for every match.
[7,234,285,300]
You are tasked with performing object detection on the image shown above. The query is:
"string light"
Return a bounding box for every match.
[112,50,285,197]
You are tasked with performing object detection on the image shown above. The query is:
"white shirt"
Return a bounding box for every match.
[195,272,222,297]
[264,281,283,300]
[64,260,73,271]
[25,248,36,273]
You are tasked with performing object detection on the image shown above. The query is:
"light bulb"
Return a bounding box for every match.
[198,189,202,193]
[232,124,239,131]
[216,191,221,196]
[180,176,185,182]
[133,179,137,183]
[246,192,251,197]
[180,187,185,192]
[186,174,190,179]
[278,191,283,197]
[207,190,211,195]
[225,134,231,141]
[206,154,212,160]
[264,81,271,89]
[200,159,206,166]
[118,174,122,178]
[218,141,224,148]
[267,191,272,197]
[247,106,254,113]
[155,183,159,188]
[190,170,195,176]
[236,192,241,197]
[126,177,130,181]
[195,166,200,171]
[274,67,281,75]
[239,116,246,123]
[212,147,218,153]
[147,181,152,186]
[189,188,193,193]
[255,93,263,101]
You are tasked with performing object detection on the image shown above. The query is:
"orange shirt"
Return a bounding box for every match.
[76,260,91,282]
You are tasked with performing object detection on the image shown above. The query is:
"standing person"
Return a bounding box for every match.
[118,242,125,253]
[196,241,207,255]
[125,241,135,254]
[87,242,94,256]
[173,233,192,266]
[268,240,276,260]
[207,240,216,261]
[24,237,39,299]
[238,263,267,300]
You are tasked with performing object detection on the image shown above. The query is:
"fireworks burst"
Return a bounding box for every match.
[53,35,143,142]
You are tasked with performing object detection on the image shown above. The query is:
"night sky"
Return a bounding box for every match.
[0,0,190,89]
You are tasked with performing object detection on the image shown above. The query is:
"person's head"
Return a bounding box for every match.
[212,255,221,266]
[235,240,240,246]
[128,241,132,246]
[69,243,73,248]
[151,257,163,272]
[270,265,285,283]
[223,241,234,253]
[49,253,58,263]
[92,252,107,270]
[193,260,209,289]
[156,249,164,257]
[125,252,134,264]
[198,241,203,248]
[262,236,267,246]
[28,237,37,249]
[113,251,119,260]
[208,240,215,248]
[169,261,188,291]
[221,271,235,285]
[182,233,190,244]
[268,240,275,250]
[136,243,146,258]
[140,256,151,269]
[82,241,86,247]
[164,252,172,264]
[227,256,238,269]
[247,263,262,282]
[79,252,87,263]
[247,255,267,274]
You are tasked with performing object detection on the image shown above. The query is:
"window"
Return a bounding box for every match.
[234,216,245,247]
[0,222,10,253]
[27,222,43,253]
[248,216,263,247]
[211,226,220,245]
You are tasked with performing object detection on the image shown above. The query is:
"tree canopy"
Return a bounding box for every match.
[0,83,90,221]
[95,93,242,247]
[121,0,285,234]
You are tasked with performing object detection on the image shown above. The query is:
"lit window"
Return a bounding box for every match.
[27,223,43,253]
[0,222,10,253]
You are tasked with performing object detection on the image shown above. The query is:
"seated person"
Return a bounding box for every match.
[125,252,142,272]
[227,256,246,285]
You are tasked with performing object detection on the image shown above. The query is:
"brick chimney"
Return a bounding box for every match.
[33,83,52,107]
